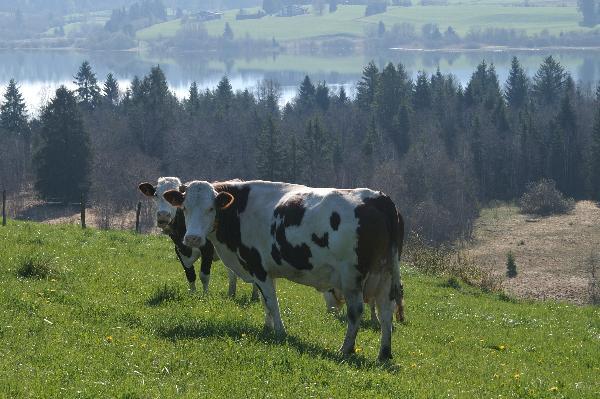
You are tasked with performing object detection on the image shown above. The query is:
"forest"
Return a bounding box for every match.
[1,56,600,243]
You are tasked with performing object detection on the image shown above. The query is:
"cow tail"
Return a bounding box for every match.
[391,208,405,322]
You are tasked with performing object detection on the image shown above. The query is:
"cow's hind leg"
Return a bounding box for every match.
[340,289,363,356]
[250,284,260,301]
[369,302,379,327]
[256,278,286,336]
[375,279,394,362]
[227,269,237,297]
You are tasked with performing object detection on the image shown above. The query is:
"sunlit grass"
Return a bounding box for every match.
[0,220,598,397]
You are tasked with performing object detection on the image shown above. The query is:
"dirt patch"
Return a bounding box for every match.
[465,201,600,305]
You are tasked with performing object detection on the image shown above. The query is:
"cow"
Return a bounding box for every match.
[138,177,259,300]
[162,180,405,361]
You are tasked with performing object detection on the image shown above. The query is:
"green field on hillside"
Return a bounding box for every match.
[0,221,598,397]
[136,4,585,43]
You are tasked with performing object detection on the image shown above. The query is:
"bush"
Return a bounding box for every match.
[518,179,575,216]
[16,253,56,279]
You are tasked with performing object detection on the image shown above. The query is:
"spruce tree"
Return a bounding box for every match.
[374,62,400,132]
[506,252,517,278]
[413,71,431,111]
[73,61,101,110]
[0,79,28,136]
[556,94,580,197]
[296,75,316,111]
[185,81,201,114]
[33,86,91,202]
[392,103,410,156]
[315,81,330,111]
[103,73,120,106]
[533,56,566,106]
[256,117,284,181]
[223,22,234,40]
[356,61,379,111]
[505,56,529,110]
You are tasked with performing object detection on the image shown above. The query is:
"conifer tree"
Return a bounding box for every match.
[73,61,101,110]
[315,81,330,111]
[505,57,529,110]
[33,86,91,202]
[0,79,28,136]
[223,22,234,40]
[533,56,566,106]
[356,61,379,111]
[103,73,120,106]
[506,252,517,278]
[413,71,431,111]
[392,103,410,156]
[296,75,316,112]
[256,117,285,181]
[185,81,200,114]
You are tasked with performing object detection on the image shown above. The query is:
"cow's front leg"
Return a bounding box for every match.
[176,247,197,293]
[256,278,285,336]
[227,269,237,297]
[340,290,363,355]
[199,243,215,294]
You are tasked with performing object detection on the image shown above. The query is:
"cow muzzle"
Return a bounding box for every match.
[184,234,205,248]
[156,211,171,227]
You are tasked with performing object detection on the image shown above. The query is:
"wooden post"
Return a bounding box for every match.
[2,190,6,227]
[80,193,86,229]
[135,201,141,233]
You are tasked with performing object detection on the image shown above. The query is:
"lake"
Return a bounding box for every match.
[1,49,599,114]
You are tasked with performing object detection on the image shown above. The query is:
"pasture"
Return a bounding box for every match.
[0,221,598,397]
[136,4,586,43]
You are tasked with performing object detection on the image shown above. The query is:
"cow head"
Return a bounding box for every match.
[163,180,234,248]
[138,177,186,229]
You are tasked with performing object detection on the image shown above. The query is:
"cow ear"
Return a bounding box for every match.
[163,190,185,208]
[179,184,187,193]
[215,192,235,210]
[138,182,156,197]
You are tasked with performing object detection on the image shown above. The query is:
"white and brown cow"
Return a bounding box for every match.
[138,177,258,299]
[163,180,405,361]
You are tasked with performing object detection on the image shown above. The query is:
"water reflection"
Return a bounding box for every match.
[0,49,599,114]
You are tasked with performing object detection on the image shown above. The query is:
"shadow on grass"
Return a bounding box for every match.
[228,292,261,309]
[153,317,397,370]
[146,284,184,307]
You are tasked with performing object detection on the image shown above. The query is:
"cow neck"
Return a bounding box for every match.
[165,208,193,256]
[210,183,251,253]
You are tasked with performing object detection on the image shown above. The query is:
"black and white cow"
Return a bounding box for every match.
[163,180,405,361]
[138,177,258,299]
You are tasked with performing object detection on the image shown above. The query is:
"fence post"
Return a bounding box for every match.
[80,193,86,229]
[135,201,141,233]
[2,190,6,226]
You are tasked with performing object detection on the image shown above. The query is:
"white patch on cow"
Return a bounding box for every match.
[154,177,182,227]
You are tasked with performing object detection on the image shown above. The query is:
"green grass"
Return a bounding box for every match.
[0,220,598,397]
[136,4,586,43]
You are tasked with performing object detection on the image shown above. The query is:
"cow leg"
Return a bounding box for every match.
[199,243,214,294]
[256,278,285,336]
[227,269,237,297]
[375,283,394,362]
[175,247,197,293]
[323,289,344,313]
[340,290,363,356]
[369,301,379,326]
[250,284,260,301]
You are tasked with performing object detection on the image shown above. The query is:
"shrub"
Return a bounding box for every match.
[16,253,55,279]
[506,251,517,278]
[518,179,575,216]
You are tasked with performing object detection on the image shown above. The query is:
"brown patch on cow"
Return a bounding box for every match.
[271,194,313,270]
[212,183,267,281]
[330,212,341,231]
[138,182,156,197]
[215,191,235,210]
[311,232,329,248]
[354,195,398,276]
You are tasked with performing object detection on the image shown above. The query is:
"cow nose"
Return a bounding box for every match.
[184,235,205,248]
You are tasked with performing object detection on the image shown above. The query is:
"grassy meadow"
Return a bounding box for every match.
[0,220,598,397]
[136,4,585,43]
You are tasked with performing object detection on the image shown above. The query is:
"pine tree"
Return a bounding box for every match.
[185,81,200,114]
[556,94,581,197]
[392,103,410,156]
[103,73,120,106]
[413,71,431,110]
[256,117,285,181]
[315,81,330,111]
[223,22,234,40]
[337,86,348,104]
[506,251,517,278]
[505,56,529,110]
[73,61,101,110]
[533,56,566,106]
[33,86,91,202]
[296,75,316,111]
[590,85,600,199]
[0,79,28,136]
[356,61,379,111]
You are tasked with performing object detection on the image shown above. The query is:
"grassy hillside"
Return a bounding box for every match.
[136,4,585,42]
[0,221,598,397]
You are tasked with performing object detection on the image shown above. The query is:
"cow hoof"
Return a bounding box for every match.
[377,346,392,362]
[340,345,355,356]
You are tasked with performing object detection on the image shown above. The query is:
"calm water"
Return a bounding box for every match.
[1,49,599,114]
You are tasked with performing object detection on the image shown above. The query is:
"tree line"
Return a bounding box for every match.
[1,57,600,243]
